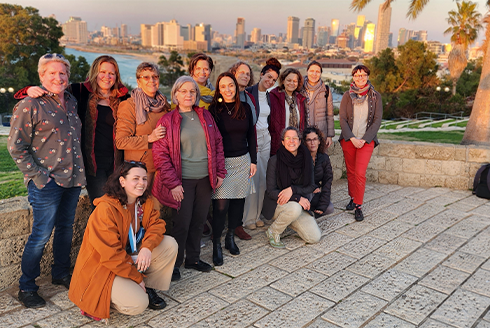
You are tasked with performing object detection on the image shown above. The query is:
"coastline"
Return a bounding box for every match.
[65,45,161,64]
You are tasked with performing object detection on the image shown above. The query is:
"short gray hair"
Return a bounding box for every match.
[281,126,301,140]
[171,76,200,106]
[136,62,159,79]
[38,53,71,78]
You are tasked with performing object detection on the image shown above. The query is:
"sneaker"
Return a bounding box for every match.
[171,267,181,281]
[243,223,257,230]
[18,290,46,308]
[346,198,355,210]
[355,207,364,221]
[255,219,264,227]
[52,274,72,289]
[266,228,285,248]
[235,226,252,240]
[146,288,167,310]
[184,260,212,272]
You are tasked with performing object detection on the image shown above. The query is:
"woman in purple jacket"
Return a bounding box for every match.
[152,76,226,281]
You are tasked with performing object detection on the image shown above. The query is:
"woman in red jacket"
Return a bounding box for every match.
[152,76,226,281]
[268,68,307,156]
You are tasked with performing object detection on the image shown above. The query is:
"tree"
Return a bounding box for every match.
[365,48,401,93]
[444,1,482,95]
[0,4,63,91]
[158,51,185,87]
[64,54,90,83]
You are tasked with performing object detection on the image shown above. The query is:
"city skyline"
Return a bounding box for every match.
[10,0,489,45]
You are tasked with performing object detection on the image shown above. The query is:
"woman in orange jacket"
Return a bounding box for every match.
[69,161,178,321]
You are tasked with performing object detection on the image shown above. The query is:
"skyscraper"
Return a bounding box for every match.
[364,22,376,53]
[151,22,165,48]
[164,19,183,49]
[140,24,152,47]
[121,24,128,38]
[317,26,330,47]
[195,23,212,51]
[287,16,300,44]
[236,18,246,49]
[62,16,88,44]
[397,28,407,46]
[302,18,315,49]
[251,28,262,44]
[330,19,339,44]
[374,3,392,54]
[355,15,365,47]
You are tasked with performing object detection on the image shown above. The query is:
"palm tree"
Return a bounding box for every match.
[350,0,490,146]
[445,1,482,95]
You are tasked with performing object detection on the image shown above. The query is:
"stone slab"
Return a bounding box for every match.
[308,251,358,277]
[462,268,490,297]
[345,253,397,279]
[382,199,421,216]
[310,270,370,302]
[361,269,418,301]
[385,285,447,325]
[148,293,229,328]
[305,318,342,328]
[254,292,334,328]
[425,209,470,227]
[337,236,387,259]
[190,299,269,328]
[322,291,387,328]
[373,237,422,261]
[471,204,490,217]
[446,218,490,239]
[367,220,413,241]
[419,265,471,294]
[209,264,287,303]
[165,271,231,303]
[269,246,325,273]
[49,291,75,311]
[0,303,61,328]
[309,232,354,255]
[364,313,416,328]
[395,248,447,278]
[335,221,378,238]
[0,293,21,316]
[35,307,92,328]
[246,287,293,311]
[397,203,445,225]
[431,289,490,328]
[270,268,326,297]
[460,229,490,255]
[475,321,490,328]
[419,319,456,328]
[482,259,490,271]
[317,213,355,236]
[407,188,447,201]
[402,222,447,243]
[424,233,467,255]
[443,251,487,273]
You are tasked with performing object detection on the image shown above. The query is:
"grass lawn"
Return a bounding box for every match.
[378,130,464,144]
[0,136,27,199]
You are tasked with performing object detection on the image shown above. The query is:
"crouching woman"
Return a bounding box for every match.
[262,126,322,248]
[69,161,178,321]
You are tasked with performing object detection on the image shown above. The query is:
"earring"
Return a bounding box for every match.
[218,97,222,103]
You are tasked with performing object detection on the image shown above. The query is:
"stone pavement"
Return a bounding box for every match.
[1,181,490,328]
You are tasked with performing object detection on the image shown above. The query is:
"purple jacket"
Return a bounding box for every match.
[152,106,226,209]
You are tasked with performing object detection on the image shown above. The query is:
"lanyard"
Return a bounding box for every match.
[128,203,138,254]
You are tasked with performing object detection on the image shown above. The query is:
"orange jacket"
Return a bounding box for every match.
[68,195,166,319]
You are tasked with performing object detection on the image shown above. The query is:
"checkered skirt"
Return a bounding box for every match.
[212,153,256,199]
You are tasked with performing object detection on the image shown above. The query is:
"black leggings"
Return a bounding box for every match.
[212,198,245,240]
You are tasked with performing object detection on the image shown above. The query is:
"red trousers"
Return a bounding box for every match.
[340,139,374,205]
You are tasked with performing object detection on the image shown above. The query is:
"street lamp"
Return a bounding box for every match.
[435,86,450,113]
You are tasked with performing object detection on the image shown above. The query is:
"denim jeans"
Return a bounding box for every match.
[20,180,81,291]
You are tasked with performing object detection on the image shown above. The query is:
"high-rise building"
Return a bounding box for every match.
[151,22,165,48]
[140,24,152,47]
[317,26,330,47]
[180,25,190,41]
[355,15,365,47]
[330,19,340,44]
[302,18,315,49]
[121,24,128,38]
[337,30,349,48]
[416,30,428,42]
[364,22,376,53]
[62,16,88,44]
[112,27,120,38]
[374,3,392,54]
[346,23,356,49]
[251,28,261,44]
[101,26,112,37]
[287,16,300,44]
[397,28,407,46]
[164,19,183,49]
[235,17,246,48]
[195,23,212,51]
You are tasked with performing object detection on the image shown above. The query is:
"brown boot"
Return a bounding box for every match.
[235,226,251,240]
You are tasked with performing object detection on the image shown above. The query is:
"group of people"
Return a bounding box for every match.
[8,51,382,321]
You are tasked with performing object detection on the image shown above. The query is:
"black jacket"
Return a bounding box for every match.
[311,152,333,212]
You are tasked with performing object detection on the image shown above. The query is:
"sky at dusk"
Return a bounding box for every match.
[10,0,489,45]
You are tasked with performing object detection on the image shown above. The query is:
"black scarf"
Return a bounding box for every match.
[276,143,313,190]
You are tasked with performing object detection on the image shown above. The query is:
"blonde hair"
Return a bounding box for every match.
[38,53,71,78]
[87,55,122,97]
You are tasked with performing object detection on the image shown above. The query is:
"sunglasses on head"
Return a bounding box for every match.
[41,53,66,60]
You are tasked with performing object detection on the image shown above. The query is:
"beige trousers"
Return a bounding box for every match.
[110,236,178,315]
[270,202,321,244]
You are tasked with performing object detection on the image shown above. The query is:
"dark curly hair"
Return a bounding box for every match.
[210,72,245,120]
[261,57,281,76]
[302,126,326,154]
[103,161,150,206]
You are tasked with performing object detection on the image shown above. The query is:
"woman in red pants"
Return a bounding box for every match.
[339,65,382,222]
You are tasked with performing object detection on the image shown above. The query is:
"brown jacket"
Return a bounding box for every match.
[68,195,166,319]
[115,98,169,173]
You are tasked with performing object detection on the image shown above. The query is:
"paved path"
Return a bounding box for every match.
[1,181,490,328]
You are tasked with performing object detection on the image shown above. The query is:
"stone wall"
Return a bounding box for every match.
[0,140,488,291]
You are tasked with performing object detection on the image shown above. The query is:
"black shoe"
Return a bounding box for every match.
[346,199,355,211]
[18,290,46,308]
[213,240,223,266]
[355,207,364,221]
[171,267,181,281]
[52,274,71,289]
[224,230,240,255]
[146,288,167,310]
[184,260,212,272]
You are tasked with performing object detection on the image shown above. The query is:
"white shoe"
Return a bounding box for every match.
[255,219,264,227]
[244,223,257,230]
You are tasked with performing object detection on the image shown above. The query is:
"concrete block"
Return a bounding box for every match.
[398,173,421,187]
[378,171,399,185]
[445,176,471,190]
[468,147,490,163]
[402,159,426,174]
[441,161,463,176]
[455,147,467,161]
[425,160,443,175]
[378,142,416,158]
[415,145,455,160]
[420,174,446,188]
[385,157,403,172]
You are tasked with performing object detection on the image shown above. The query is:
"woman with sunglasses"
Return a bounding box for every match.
[152,76,226,280]
[69,161,178,321]
[339,65,382,222]
[116,62,171,190]
[240,58,281,234]
[15,55,130,207]
[208,72,257,266]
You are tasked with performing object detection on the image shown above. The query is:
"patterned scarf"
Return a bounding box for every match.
[349,81,372,105]
[200,79,215,104]
[131,88,170,125]
[284,91,299,128]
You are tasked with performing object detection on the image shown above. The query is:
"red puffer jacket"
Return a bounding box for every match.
[268,87,307,156]
[152,106,226,209]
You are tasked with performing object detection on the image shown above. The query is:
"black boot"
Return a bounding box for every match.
[213,239,223,266]
[146,288,167,310]
[225,230,240,255]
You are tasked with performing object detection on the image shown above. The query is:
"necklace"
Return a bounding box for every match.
[224,102,233,115]
[180,110,195,120]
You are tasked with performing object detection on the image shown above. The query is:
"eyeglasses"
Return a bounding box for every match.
[41,53,66,59]
[178,90,197,96]
[305,137,319,143]
[283,137,300,142]
[138,75,159,81]
[353,73,368,79]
